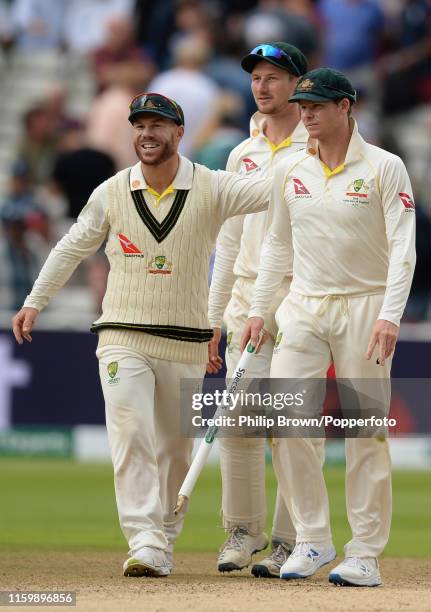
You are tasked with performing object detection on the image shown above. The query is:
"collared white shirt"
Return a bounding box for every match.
[208,111,308,327]
[249,121,416,327]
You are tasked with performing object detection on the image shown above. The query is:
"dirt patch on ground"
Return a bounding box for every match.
[0,552,429,612]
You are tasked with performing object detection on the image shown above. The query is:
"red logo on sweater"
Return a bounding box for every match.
[118,234,144,257]
[293,178,310,195]
[399,193,415,209]
[242,157,259,172]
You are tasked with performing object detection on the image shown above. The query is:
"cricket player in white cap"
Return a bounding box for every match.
[208,42,325,577]
[244,67,416,586]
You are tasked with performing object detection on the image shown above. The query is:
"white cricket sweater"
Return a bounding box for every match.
[24,155,271,363]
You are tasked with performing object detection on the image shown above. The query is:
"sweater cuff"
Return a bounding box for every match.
[247,309,265,321]
[377,311,400,328]
[23,296,46,311]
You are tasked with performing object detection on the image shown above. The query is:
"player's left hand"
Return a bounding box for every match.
[365,319,399,366]
[207,327,223,374]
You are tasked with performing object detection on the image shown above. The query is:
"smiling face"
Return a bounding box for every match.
[299,98,350,140]
[132,113,184,166]
[251,60,298,116]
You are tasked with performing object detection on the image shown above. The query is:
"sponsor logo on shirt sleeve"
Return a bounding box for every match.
[242,157,260,173]
[399,192,415,211]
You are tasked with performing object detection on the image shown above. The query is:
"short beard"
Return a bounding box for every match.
[136,138,177,166]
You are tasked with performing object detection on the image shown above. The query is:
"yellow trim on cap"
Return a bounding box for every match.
[146,184,174,207]
[321,161,345,177]
[265,136,292,153]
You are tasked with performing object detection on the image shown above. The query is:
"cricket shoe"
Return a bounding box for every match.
[329,557,382,587]
[251,539,293,578]
[218,526,268,572]
[280,541,336,580]
[123,546,171,577]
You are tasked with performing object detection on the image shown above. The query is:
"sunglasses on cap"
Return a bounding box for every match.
[250,44,301,77]
[128,92,184,125]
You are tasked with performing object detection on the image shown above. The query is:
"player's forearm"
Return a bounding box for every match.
[215,171,271,220]
[208,215,244,327]
[208,249,238,328]
[248,234,290,319]
[24,215,108,311]
[379,240,416,326]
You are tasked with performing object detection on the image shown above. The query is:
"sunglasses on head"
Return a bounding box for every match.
[129,92,183,123]
[250,44,301,76]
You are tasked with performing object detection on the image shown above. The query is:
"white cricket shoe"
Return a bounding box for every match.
[280,541,336,580]
[218,526,268,572]
[251,540,293,578]
[123,546,171,577]
[329,557,382,587]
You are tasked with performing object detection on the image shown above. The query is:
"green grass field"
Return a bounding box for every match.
[0,459,429,557]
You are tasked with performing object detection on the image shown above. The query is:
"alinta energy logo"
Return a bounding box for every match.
[292,177,311,197]
[118,233,145,258]
[242,157,259,173]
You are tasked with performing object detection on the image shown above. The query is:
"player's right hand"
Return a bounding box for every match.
[240,316,268,353]
[207,327,223,374]
[12,307,39,344]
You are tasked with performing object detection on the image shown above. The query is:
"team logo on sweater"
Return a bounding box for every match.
[242,157,259,172]
[118,234,145,258]
[344,178,370,206]
[292,178,311,197]
[399,192,415,211]
[148,255,173,274]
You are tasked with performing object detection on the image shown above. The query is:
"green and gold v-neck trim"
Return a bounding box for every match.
[130,183,190,244]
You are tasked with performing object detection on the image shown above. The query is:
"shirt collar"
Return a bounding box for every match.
[249,112,308,144]
[306,119,365,166]
[129,154,194,191]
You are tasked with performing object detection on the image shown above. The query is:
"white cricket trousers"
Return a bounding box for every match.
[219,277,324,541]
[271,291,392,558]
[97,344,205,555]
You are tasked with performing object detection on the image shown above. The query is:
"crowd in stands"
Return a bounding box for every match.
[0,0,430,321]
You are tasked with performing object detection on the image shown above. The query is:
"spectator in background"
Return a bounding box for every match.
[91,15,155,93]
[380,0,431,115]
[149,33,220,158]
[63,0,135,55]
[318,0,385,70]
[41,85,78,133]
[0,160,50,309]
[16,104,58,185]
[194,92,246,169]
[167,0,216,61]
[205,37,255,130]
[318,0,385,91]
[134,0,175,67]
[50,122,115,220]
[9,0,65,51]
[243,0,320,66]
[0,0,14,52]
